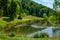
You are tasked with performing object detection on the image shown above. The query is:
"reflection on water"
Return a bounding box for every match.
[27,27,60,38]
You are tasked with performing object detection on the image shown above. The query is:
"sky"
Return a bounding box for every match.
[33,0,54,8]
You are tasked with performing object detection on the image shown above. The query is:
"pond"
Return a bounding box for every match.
[27,27,60,38]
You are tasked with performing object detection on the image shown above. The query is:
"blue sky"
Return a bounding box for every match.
[33,0,54,8]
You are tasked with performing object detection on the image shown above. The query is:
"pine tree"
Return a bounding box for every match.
[8,0,17,20]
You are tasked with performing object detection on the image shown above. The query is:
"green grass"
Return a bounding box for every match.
[0,20,8,31]
[0,32,60,40]
[2,15,43,27]
[10,15,44,24]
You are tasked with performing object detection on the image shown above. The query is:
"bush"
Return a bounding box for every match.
[39,32,49,38]
[2,17,10,21]
[18,16,22,19]
[9,32,15,37]
[0,9,3,18]
[33,32,49,38]
[0,20,7,31]
[34,33,39,38]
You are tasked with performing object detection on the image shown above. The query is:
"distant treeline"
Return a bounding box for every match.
[20,0,59,17]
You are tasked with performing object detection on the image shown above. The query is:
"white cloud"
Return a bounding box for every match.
[41,0,52,3]
[33,0,54,8]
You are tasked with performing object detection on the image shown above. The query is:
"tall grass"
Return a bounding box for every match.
[0,20,8,31]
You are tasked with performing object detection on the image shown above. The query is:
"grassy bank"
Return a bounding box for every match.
[0,32,60,40]
[0,16,43,30]
[0,16,59,40]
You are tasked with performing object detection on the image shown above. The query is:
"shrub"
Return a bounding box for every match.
[18,16,22,19]
[39,32,49,38]
[34,33,39,38]
[2,17,10,21]
[9,32,15,37]
[0,20,7,31]
[33,32,49,38]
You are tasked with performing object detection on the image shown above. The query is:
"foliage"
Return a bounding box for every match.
[34,32,49,38]
[0,0,8,17]
[0,0,60,25]
[0,20,7,31]
[21,0,59,17]
[18,15,22,19]
[8,0,17,20]
[0,0,60,40]
[0,0,8,9]
[53,0,60,10]
[0,9,3,17]
[0,0,18,20]
[0,32,60,40]
[20,0,60,25]
[9,32,15,37]
[34,33,40,38]
[39,32,49,38]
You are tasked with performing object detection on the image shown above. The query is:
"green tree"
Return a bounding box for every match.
[43,13,48,26]
[53,0,60,10]
[0,0,7,9]
[0,9,3,17]
[8,0,17,20]
[53,0,60,25]
[0,0,8,17]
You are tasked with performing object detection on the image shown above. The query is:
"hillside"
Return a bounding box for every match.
[20,0,60,17]
[19,0,60,25]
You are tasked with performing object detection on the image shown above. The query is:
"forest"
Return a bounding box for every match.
[0,0,60,25]
[0,0,60,40]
